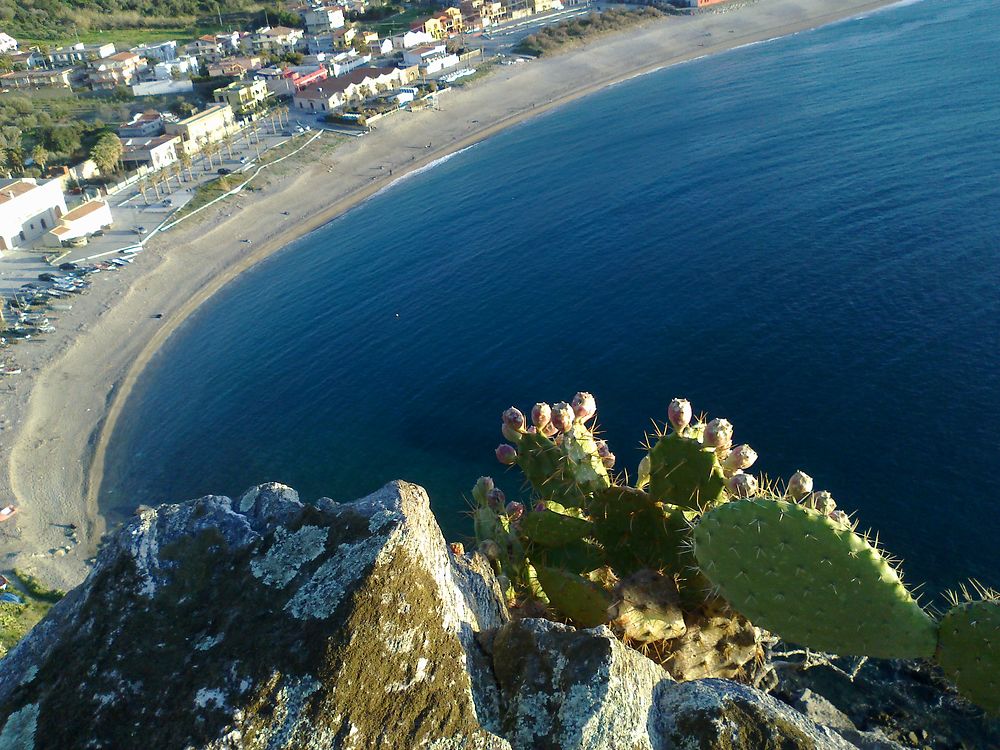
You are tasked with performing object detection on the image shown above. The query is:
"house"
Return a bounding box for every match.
[460,0,506,28]
[254,65,328,97]
[48,42,116,67]
[186,35,224,62]
[152,56,197,80]
[213,79,270,117]
[402,43,446,67]
[331,27,358,50]
[411,7,463,39]
[368,38,393,56]
[44,199,113,248]
[292,66,403,112]
[89,51,145,90]
[0,33,16,54]
[132,79,194,97]
[0,178,67,253]
[10,49,46,69]
[0,68,73,90]
[118,111,165,138]
[207,55,263,78]
[132,40,178,62]
[326,51,371,77]
[252,26,305,55]
[418,52,460,76]
[532,0,563,13]
[163,105,235,151]
[120,134,181,170]
[300,4,346,34]
[391,30,436,50]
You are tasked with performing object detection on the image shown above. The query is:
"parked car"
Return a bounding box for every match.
[67,236,88,248]
[217,168,232,175]
[38,272,59,282]
[59,262,79,271]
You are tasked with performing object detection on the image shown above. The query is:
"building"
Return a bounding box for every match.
[120,134,181,170]
[331,27,358,50]
[0,33,16,54]
[681,0,728,5]
[207,55,263,78]
[213,79,270,117]
[132,79,193,97]
[48,42,116,67]
[292,66,403,112]
[254,65,328,97]
[44,200,113,248]
[368,38,393,56]
[402,43,447,67]
[300,4,346,34]
[10,49,46,69]
[327,52,371,77]
[418,52,460,76]
[118,111,165,138]
[0,179,67,253]
[411,7,463,39]
[252,26,305,55]
[0,68,73,90]
[89,51,145,90]
[187,35,224,62]
[391,30,436,49]
[164,105,235,150]
[460,0,507,28]
[132,40,178,62]
[152,56,197,80]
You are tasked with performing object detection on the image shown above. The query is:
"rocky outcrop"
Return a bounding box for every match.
[0,481,994,749]
[0,482,510,749]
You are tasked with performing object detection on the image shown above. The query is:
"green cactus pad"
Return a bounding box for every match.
[647,433,726,510]
[514,428,607,508]
[534,538,606,575]
[534,565,612,627]
[589,486,691,577]
[693,498,937,658]
[936,599,1000,714]
[473,507,499,544]
[520,508,594,547]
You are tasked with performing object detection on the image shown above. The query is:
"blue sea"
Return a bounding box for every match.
[103,0,1000,598]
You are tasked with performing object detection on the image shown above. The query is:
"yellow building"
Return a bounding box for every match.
[164,104,236,152]
[213,79,270,117]
[531,0,559,12]
[442,7,464,34]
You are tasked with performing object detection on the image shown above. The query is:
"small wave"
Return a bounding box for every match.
[371,144,478,198]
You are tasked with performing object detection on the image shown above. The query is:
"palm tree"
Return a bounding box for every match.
[221,133,235,161]
[171,161,183,187]
[200,137,214,171]
[137,177,149,204]
[179,150,194,181]
[148,171,162,200]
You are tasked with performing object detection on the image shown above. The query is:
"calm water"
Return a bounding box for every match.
[104,0,1000,597]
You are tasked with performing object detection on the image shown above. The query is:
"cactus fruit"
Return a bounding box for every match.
[534,565,612,627]
[612,569,686,644]
[693,497,937,658]
[496,444,517,465]
[667,398,692,432]
[786,470,813,501]
[647,432,727,510]
[936,593,1000,714]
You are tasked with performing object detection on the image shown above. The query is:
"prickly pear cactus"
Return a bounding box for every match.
[936,591,1000,714]
[693,497,937,658]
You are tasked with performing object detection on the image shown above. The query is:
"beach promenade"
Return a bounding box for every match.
[0,0,904,589]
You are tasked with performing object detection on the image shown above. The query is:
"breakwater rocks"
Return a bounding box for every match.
[0,482,995,749]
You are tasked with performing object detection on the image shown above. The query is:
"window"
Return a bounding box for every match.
[41,219,47,229]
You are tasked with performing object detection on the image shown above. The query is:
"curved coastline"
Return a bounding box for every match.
[4,0,905,588]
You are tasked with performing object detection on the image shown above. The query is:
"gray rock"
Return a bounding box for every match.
[0,481,510,750]
[492,618,671,749]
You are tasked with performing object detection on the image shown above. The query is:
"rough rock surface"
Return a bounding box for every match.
[0,482,510,749]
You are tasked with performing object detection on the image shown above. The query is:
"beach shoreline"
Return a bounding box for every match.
[1,0,905,589]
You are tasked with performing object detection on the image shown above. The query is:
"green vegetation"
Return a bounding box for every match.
[515,7,664,57]
[0,570,64,658]
[474,393,1000,713]
[361,3,437,35]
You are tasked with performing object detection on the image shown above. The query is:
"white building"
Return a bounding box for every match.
[120,135,181,170]
[402,43,446,67]
[391,30,435,50]
[153,55,197,80]
[300,4,346,34]
[49,42,116,67]
[328,51,371,77]
[420,53,460,76]
[0,179,67,253]
[0,33,17,54]
[44,200,113,247]
[133,40,178,62]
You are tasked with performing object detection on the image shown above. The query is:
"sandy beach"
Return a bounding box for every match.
[0,0,904,589]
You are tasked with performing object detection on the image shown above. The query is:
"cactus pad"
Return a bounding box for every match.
[647,433,726,510]
[520,508,594,547]
[694,498,937,658]
[936,598,1000,714]
[589,486,691,577]
[534,565,612,627]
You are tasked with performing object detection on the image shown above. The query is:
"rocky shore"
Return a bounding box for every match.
[0,481,994,749]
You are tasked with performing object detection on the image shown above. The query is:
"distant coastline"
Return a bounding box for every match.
[2,0,908,589]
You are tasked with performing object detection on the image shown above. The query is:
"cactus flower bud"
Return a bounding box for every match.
[806,491,836,515]
[551,402,574,433]
[495,444,517,465]
[505,501,525,522]
[636,454,651,490]
[572,391,597,421]
[487,487,506,509]
[726,471,758,497]
[477,539,501,562]
[828,510,850,527]
[704,418,734,449]
[723,444,758,471]
[601,451,616,469]
[531,402,552,429]
[786,470,813,501]
[502,406,526,432]
[533,501,547,513]
[501,423,521,442]
[542,422,558,438]
[449,542,466,556]
[667,398,692,432]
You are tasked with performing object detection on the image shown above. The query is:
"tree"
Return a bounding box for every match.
[31,144,49,173]
[91,133,123,177]
[179,149,194,181]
